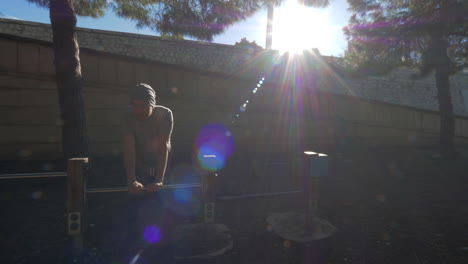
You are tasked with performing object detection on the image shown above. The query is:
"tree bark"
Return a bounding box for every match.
[265,1,274,50]
[50,0,89,159]
[432,34,456,158]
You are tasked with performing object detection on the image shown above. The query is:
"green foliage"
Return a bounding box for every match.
[25,0,333,41]
[26,0,269,41]
[26,0,108,18]
[344,0,468,76]
[159,32,185,40]
[109,0,155,28]
[234,37,263,50]
[110,0,333,41]
[110,0,264,41]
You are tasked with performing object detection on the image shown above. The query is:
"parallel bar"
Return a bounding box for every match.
[85,183,202,193]
[216,190,301,201]
[85,184,300,200]
[0,172,67,180]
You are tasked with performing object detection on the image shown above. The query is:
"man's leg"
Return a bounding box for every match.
[136,191,177,263]
[108,193,145,261]
[142,193,179,240]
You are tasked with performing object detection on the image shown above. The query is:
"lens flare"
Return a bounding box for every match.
[143,225,162,244]
[195,124,234,171]
[169,195,201,216]
[166,164,201,215]
[170,163,200,184]
[197,146,225,171]
[173,188,192,203]
[129,249,143,264]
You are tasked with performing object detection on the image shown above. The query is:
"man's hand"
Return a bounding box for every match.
[128,180,144,194]
[146,181,163,193]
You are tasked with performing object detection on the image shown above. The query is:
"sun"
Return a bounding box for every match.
[272,2,334,55]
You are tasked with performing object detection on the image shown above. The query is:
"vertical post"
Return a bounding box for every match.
[303,151,329,232]
[67,157,88,235]
[202,171,217,223]
[303,151,317,231]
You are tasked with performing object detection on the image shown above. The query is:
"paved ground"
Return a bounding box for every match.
[1,146,468,264]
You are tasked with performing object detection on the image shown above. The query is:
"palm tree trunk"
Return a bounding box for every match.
[432,34,456,158]
[50,0,89,159]
[265,1,274,49]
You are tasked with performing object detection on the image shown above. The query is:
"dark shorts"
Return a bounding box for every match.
[135,150,173,185]
[135,166,157,185]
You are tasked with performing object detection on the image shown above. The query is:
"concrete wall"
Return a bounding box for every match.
[1,36,468,160]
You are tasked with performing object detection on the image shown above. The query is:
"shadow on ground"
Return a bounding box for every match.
[1,146,468,263]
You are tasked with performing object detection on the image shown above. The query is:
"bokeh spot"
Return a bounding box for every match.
[195,124,234,171]
[143,225,162,244]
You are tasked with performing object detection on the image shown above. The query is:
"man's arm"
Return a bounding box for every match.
[147,108,173,192]
[146,134,170,193]
[123,134,144,193]
[155,134,170,183]
[123,134,136,183]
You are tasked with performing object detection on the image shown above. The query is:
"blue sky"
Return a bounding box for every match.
[1,0,350,56]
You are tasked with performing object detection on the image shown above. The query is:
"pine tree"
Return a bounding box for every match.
[28,0,103,159]
[345,0,468,158]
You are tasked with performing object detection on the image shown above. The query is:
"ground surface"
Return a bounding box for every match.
[1,146,468,264]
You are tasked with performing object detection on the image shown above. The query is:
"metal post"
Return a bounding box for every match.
[202,171,217,223]
[303,151,317,231]
[303,151,329,232]
[66,158,88,236]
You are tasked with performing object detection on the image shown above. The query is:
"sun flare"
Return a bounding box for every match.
[272,2,334,55]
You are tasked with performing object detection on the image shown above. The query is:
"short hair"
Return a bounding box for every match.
[130,83,156,106]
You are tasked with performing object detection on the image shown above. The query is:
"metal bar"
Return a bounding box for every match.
[0,172,67,180]
[268,162,291,165]
[216,190,301,201]
[85,183,202,193]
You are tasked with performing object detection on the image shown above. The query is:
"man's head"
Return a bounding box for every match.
[130,83,156,120]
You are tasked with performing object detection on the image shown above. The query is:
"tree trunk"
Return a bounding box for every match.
[50,0,89,159]
[432,34,456,158]
[265,1,274,50]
